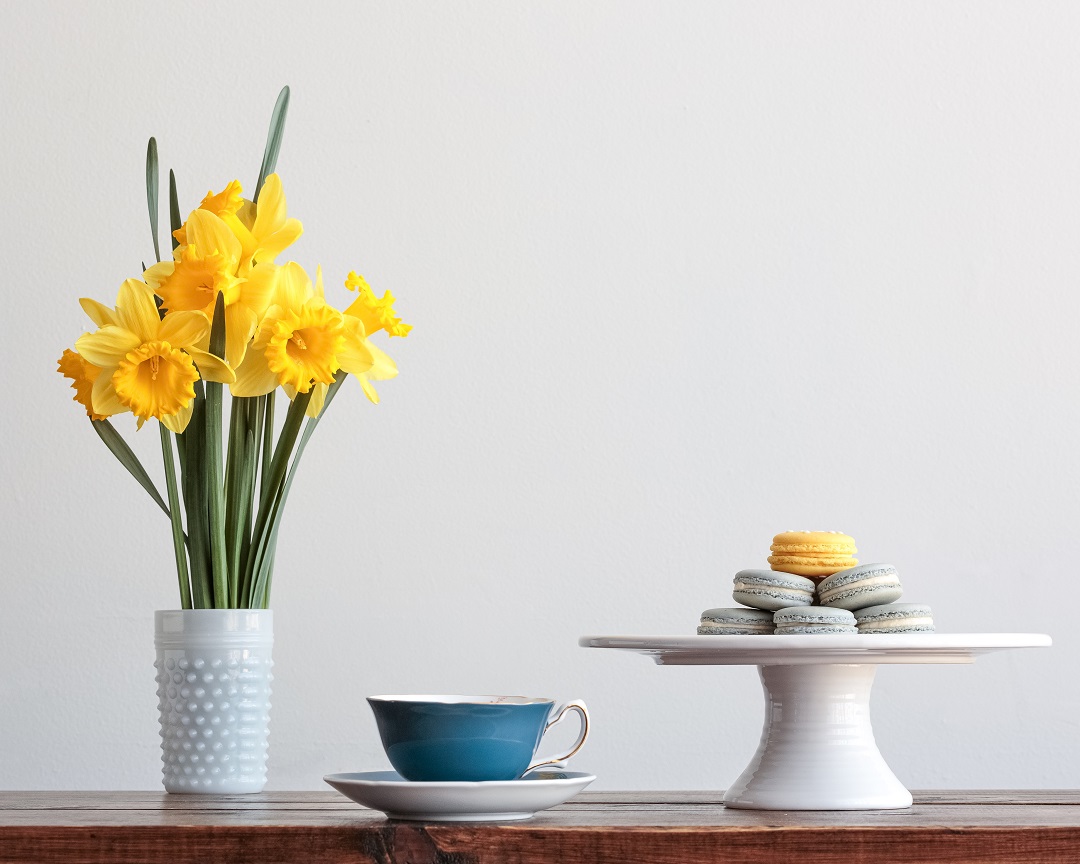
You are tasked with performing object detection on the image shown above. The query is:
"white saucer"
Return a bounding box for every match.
[323,770,596,822]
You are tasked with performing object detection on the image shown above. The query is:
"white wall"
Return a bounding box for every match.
[1,0,1077,791]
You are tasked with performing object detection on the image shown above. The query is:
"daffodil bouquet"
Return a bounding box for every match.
[58,88,410,610]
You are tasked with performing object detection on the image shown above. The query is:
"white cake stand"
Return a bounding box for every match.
[579,633,1051,810]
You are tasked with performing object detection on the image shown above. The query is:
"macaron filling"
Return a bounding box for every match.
[854,603,934,633]
[817,564,903,610]
[732,570,815,611]
[857,616,934,633]
[698,607,774,635]
[773,606,857,633]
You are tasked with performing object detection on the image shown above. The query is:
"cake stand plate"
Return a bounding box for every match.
[580,633,1051,810]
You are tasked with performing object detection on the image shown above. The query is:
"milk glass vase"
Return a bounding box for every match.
[154,610,273,793]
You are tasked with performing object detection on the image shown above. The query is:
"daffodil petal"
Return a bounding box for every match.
[224,304,257,369]
[257,218,303,262]
[143,260,175,291]
[238,263,278,318]
[359,376,380,404]
[91,369,128,415]
[365,342,398,381]
[230,348,279,397]
[219,211,258,263]
[306,382,327,417]
[76,325,141,368]
[187,348,236,384]
[275,261,313,310]
[187,209,242,264]
[116,279,161,340]
[161,401,194,434]
[338,319,375,376]
[79,298,118,328]
[158,310,210,348]
[253,174,286,236]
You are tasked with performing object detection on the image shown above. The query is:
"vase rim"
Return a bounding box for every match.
[155,609,273,644]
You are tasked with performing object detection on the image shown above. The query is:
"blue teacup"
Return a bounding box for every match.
[367,695,590,782]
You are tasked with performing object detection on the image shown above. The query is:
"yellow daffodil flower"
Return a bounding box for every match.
[232,263,408,415]
[172,179,245,246]
[57,349,108,420]
[344,270,413,337]
[217,173,302,274]
[338,314,398,405]
[144,210,278,369]
[75,279,234,432]
[340,270,409,403]
[233,263,353,402]
[264,302,345,394]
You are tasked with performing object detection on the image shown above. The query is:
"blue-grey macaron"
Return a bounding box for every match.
[732,569,816,611]
[817,563,903,611]
[855,603,934,634]
[774,606,857,634]
[698,607,774,635]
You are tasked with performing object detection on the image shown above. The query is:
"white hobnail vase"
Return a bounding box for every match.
[154,609,273,794]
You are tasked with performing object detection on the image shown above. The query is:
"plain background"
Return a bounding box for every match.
[1,1,1077,791]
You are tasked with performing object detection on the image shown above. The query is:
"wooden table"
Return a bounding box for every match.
[2,790,1078,863]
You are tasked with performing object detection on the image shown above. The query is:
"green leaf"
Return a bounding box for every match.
[205,294,229,607]
[160,423,191,609]
[224,395,245,595]
[168,169,181,251]
[181,382,212,608]
[231,428,256,608]
[254,86,290,203]
[249,372,348,608]
[240,396,264,603]
[91,419,170,518]
[145,138,161,263]
[245,388,311,607]
[238,396,264,605]
[259,392,275,508]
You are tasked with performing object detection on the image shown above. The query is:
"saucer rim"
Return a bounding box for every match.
[323,769,597,788]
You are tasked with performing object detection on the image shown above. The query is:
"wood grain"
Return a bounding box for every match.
[2,791,1078,864]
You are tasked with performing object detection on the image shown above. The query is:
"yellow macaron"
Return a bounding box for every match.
[768,531,858,578]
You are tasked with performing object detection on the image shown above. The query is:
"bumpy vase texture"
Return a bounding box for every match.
[154,609,273,793]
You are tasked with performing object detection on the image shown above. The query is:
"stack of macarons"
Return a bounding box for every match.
[696,531,935,635]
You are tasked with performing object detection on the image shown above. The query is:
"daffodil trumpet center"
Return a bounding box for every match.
[156,247,240,316]
[265,304,344,394]
[112,340,199,423]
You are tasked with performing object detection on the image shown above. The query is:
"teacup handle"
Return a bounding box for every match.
[525,699,590,774]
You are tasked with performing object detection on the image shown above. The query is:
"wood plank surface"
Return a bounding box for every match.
[1,791,1078,864]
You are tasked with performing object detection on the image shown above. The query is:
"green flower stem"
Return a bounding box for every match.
[238,398,263,606]
[159,423,191,609]
[260,393,275,508]
[224,395,247,604]
[245,389,311,608]
[205,296,229,608]
[256,372,348,608]
[247,395,264,541]
[182,382,212,608]
[233,429,256,607]
[237,396,264,606]
[259,547,277,610]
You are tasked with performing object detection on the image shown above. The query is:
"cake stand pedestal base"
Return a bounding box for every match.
[724,663,911,810]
